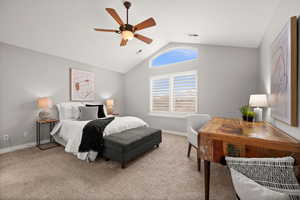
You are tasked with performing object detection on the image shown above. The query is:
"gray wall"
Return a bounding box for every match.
[0,42,124,149]
[124,43,259,132]
[258,0,300,140]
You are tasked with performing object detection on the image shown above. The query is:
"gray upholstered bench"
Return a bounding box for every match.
[103,127,162,168]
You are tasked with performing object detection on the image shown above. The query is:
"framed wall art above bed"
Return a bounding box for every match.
[270,16,298,127]
[70,68,95,101]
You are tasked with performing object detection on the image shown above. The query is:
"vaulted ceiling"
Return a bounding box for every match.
[0,0,280,73]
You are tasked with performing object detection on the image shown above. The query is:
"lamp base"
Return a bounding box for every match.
[253,107,263,122]
[39,110,51,120]
[107,108,113,115]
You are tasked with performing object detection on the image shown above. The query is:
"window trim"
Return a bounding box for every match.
[149,70,198,115]
[149,47,199,69]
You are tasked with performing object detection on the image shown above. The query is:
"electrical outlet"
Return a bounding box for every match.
[3,135,9,141]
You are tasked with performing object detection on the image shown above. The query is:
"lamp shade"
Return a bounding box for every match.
[249,94,268,107]
[37,97,52,109]
[106,99,114,107]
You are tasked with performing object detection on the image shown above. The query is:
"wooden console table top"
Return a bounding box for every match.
[199,117,300,153]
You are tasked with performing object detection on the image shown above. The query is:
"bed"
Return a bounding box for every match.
[50,102,148,161]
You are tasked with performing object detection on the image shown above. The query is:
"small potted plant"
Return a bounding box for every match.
[240,105,250,121]
[240,105,256,122]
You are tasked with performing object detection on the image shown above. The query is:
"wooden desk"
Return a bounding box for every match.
[198,117,300,200]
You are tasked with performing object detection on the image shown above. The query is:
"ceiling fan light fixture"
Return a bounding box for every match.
[122,30,134,40]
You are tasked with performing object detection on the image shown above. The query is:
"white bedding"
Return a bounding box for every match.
[51,116,148,161]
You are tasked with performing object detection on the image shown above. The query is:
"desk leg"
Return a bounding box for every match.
[204,160,211,200]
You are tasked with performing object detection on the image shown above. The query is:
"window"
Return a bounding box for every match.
[150,48,198,68]
[150,71,197,114]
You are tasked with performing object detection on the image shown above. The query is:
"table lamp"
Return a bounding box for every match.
[106,99,114,115]
[249,94,268,122]
[37,97,52,120]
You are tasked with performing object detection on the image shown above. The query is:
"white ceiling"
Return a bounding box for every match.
[0,0,280,73]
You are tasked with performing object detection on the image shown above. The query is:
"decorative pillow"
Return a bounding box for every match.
[226,156,300,199]
[78,106,98,121]
[57,102,83,120]
[86,104,106,118]
[72,106,81,120]
[84,102,108,116]
[230,168,290,200]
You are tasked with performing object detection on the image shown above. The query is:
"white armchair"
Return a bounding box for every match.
[186,114,211,171]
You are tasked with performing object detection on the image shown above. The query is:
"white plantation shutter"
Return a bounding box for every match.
[173,73,197,112]
[150,71,197,113]
[151,78,170,112]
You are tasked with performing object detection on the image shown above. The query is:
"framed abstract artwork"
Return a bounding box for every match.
[70,68,95,101]
[271,16,298,126]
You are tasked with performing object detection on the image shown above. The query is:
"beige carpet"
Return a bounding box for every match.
[0,133,235,200]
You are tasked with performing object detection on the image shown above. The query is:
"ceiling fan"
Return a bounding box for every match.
[94,1,156,46]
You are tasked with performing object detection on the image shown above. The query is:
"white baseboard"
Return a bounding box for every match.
[162,129,187,137]
[0,139,49,154]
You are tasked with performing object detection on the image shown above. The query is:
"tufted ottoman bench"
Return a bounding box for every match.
[103,127,162,168]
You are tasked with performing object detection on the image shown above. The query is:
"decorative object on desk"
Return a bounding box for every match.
[270,16,298,127]
[70,68,95,101]
[106,99,114,115]
[37,97,52,120]
[240,105,256,122]
[249,94,268,122]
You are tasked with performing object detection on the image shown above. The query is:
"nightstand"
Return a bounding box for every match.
[36,119,59,150]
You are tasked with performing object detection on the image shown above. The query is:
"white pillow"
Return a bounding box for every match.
[230,169,290,200]
[72,105,81,119]
[57,102,83,120]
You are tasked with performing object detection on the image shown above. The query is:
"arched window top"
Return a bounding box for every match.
[150,48,198,68]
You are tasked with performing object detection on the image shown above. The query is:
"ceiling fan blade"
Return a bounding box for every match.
[94,28,118,33]
[106,8,124,26]
[120,39,128,46]
[134,34,153,44]
[134,17,156,31]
